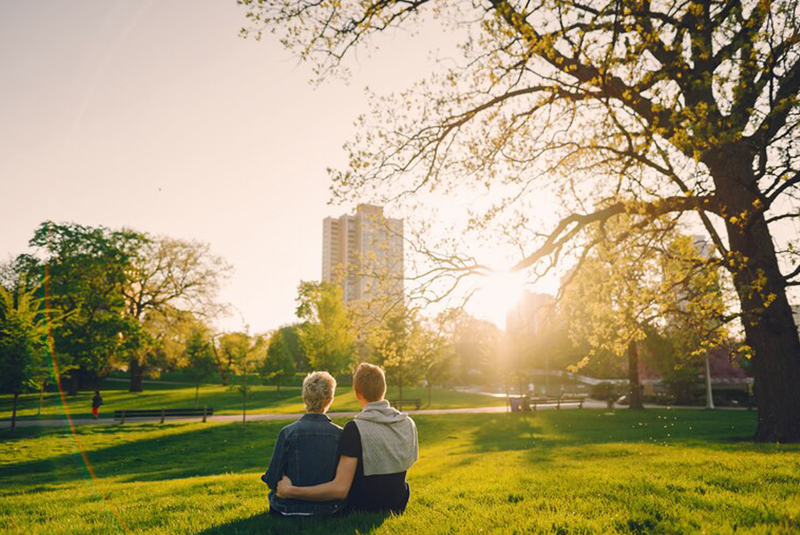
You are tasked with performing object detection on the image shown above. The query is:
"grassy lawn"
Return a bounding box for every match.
[0,384,505,421]
[1,409,798,534]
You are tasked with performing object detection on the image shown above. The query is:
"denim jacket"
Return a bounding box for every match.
[263,413,344,515]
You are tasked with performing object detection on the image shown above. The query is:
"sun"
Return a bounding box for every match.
[469,270,528,330]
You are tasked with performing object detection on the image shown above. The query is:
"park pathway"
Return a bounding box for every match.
[2,399,748,429]
[0,401,614,429]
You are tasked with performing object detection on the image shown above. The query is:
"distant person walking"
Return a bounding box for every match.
[91,391,103,419]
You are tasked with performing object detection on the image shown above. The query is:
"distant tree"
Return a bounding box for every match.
[367,307,430,401]
[295,281,356,375]
[418,316,453,406]
[440,309,501,387]
[213,332,251,386]
[261,329,297,391]
[25,222,140,395]
[122,235,231,392]
[0,280,50,430]
[272,323,308,372]
[184,328,217,407]
[562,219,731,409]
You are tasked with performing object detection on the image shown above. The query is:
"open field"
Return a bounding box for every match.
[1,409,798,534]
[0,384,505,421]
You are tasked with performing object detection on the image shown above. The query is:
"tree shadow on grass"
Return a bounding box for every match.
[197,511,389,535]
[467,409,795,458]
[0,415,476,491]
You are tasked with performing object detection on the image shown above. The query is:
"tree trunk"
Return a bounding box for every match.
[427,383,432,407]
[627,340,644,410]
[277,382,281,392]
[38,386,45,416]
[707,146,800,442]
[129,358,144,393]
[11,393,18,431]
[67,369,80,396]
[195,383,199,408]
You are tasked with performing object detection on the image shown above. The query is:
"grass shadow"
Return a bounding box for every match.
[196,511,390,535]
[0,414,477,491]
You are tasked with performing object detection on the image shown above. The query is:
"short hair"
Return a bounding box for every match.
[302,371,336,413]
[353,363,387,402]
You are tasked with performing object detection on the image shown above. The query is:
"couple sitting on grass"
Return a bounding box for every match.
[262,362,419,516]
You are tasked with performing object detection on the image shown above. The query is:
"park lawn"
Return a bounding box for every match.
[0,384,506,421]
[1,410,799,535]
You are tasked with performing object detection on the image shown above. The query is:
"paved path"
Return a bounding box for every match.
[1,399,749,429]
[0,405,514,429]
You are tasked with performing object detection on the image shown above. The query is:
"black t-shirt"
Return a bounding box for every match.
[338,421,409,513]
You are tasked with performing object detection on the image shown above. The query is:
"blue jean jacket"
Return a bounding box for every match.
[263,413,344,515]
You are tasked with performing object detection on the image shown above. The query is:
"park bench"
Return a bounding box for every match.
[389,399,422,411]
[509,396,585,411]
[530,397,584,410]
[113,407,214,424]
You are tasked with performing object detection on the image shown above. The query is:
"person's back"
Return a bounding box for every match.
[338,404,417,512]
[263,372,343,516]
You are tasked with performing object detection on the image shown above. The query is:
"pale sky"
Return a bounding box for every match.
[1,1,498,333]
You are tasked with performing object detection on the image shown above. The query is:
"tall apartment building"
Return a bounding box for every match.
[322,204,404,305]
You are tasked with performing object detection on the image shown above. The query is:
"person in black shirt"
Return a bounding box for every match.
[277,363,418,513]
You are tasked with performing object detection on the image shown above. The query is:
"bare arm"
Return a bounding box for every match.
[277,455,357,501]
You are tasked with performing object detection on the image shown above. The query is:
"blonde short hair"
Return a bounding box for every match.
[353,362,387,402]
[303,371,336,413]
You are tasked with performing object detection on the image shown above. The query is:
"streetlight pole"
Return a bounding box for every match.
[704,356,715,410]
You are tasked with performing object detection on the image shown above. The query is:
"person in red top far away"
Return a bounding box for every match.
[91,390,103,419]
[276,363,419,513]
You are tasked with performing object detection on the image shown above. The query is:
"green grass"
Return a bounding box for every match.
[0,384,505,421]
[1,409,798,534]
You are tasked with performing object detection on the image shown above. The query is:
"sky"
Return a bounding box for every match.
[2,1,515,333]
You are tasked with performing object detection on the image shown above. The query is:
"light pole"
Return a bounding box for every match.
[704,356,715,409]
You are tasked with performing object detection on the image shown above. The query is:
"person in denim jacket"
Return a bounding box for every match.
[262,371,344,516]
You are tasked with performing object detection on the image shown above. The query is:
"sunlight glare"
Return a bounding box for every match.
[469,270,527,330]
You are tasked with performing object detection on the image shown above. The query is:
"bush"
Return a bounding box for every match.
[591,382,618,401]
[662,368,701,405]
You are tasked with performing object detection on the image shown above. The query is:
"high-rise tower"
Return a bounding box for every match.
[322,204,404,305]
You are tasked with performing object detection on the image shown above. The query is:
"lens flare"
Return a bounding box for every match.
[44,233,130,533]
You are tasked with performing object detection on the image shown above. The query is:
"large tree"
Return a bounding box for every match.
[24,222,141,394]
[243,0,800,441]
[123,235,230,392]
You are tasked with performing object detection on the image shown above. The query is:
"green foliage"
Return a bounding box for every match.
[366,307,434,394]
[260,329,297,387]
[184,329,217,387]
[25,222,143,381]
[0,283,48,396]
[439,309,501,386]
[295,281,355,374]
[662,367,702,405]
[590,382,619,401]
[272,324,308,371]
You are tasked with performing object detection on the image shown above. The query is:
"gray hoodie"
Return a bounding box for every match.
[353,400,419,476]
